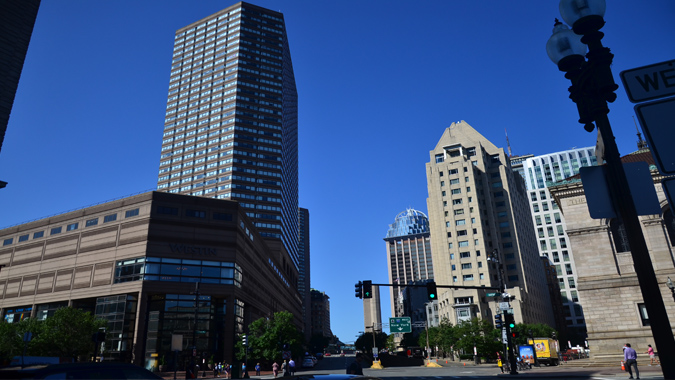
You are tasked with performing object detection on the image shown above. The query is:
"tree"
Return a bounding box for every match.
[510,323,557,346]
[354,331,388,353]
[235,311,303,362]
[453,318,501,359]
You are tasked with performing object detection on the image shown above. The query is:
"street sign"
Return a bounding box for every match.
[499,302,510,311]
[634,97,675,175]
[389,317,412,333]
[486,292,498,297]
[620,59,675,103]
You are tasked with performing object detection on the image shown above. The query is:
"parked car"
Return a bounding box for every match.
[0,362,163,379]
[324,353,331,357]
[315,352,323,360]
[302,357,315,368]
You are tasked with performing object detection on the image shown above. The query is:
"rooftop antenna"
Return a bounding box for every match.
[633,116,648,150]
[505,128,512,157]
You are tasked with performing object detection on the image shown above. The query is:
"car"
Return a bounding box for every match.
[315,352,323,360]
[302,357,315,368]
[324,353,331,357]
[0,362,163,379]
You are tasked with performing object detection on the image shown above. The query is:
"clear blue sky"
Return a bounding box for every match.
[1,0,673,344]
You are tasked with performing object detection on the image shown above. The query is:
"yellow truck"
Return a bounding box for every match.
[528,338,560,366]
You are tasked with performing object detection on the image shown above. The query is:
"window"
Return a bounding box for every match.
[157,206,179,215]
[461,263,472,269]
[86,218,98,227]
[447,232,452,238]
[51,227,62,235]
[460,251,471,258]
[186,209,206,218]
[18,234,29,242]
[453,276,458,282]
[463,274,474,281]
[449,169,458,175]
[2,238,12,246]
[440,181,445,187]
[66,223,78,231]
[451,264,456,271]
[533,204,540,212]
[450,253,455,259]
[568,278,576,288]
[454,209,464,215]
[638,303,649,326]
[435,154,444,163]
[103,214,117,223]
[451,189,461,195]
[455,219,466,226]
[442,191,446,196]
[453,199,462,205]
[125,208,140,218]
[33,231,44,239]
[213,212,233,221]
[457,230,468,236]
[610,218,630,253]
[559,278,566,289]
[535,216,542,225]
[507,275,519,281]
[448,242,454,248]
[458,241,469,247]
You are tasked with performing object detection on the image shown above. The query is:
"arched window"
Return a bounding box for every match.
[663,208,675,246]
[610,218,630,253]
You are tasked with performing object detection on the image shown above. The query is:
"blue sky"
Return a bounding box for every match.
[1,0,673,344]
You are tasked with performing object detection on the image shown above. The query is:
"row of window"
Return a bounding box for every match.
[156,206,233,221]
[2,208,140,246]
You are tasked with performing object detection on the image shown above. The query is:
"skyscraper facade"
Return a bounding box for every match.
[383,209,433,318]
[157,2,299,272]
[520,147,597,341]
[426,121,554,326]
[298,207,311,342]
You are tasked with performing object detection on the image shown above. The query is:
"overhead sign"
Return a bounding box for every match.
[486,292,498,297]
[620,59,675,103]
[634,98,675,175]
[389,317,412,333]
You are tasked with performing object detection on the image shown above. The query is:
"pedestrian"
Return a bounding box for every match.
[346,353,364,375]
[624,343,640,379]
[224,363,230,379]
[214,362,218,378]
[242,362,247,377]
[645,344,659,366]
[272,361,279,378]
[281,360,288,377]
[288,358,295,375]
[255,363,261,376]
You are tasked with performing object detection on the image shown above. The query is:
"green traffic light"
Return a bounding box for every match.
[509,323,515,328]
[430,294,435,299]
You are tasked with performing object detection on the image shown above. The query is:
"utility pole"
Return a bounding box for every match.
[489,250,517,375]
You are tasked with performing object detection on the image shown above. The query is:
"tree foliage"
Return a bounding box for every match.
[235,311,304,362]
[354,331,388,352]
[0,307,107,363]
[510,322,557,346]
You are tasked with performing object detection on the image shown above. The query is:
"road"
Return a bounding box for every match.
[295,356,668,380]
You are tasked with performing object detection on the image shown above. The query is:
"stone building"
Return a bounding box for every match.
[548,149,675,361]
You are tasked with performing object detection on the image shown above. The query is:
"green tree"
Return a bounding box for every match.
[354,331,388,352]
[235,311,303,362]
[454,318,501,359]
[31,307,107,360]
[510,323,557,346]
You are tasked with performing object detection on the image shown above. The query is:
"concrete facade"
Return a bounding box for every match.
[0,191,301,369]
[426,121,555,328]
[548,149,675,361]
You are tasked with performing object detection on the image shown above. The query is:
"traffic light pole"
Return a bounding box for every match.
[504,310,517,375]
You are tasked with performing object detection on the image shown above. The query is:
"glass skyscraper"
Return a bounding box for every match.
[157,2,299,268]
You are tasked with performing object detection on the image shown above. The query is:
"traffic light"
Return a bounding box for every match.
[363,280,373,299]
[494,314,503,329]
[242,335,248,346]
[426,281,437,300]
[505,313,516,329]
[355,281,363,299]
[511,331,519,339]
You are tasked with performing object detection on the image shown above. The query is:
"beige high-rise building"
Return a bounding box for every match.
[363,286,382,333]
[425,121,554,327]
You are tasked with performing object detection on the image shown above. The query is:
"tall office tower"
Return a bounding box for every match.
[298,207,311,342]
[384,209,433,318]
[363,286,382,333]
[157,2,299,273]
[426,121,554,326]
[519,147,597,342]
[0,0,41,187]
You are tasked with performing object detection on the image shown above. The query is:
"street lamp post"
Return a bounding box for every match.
[547,1,675,379]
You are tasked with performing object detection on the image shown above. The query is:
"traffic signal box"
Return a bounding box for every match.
[494,314,503,329]
[354,281,363,299]
[362,280,373,299]
[242,335,248,346]
[426,281,437,301]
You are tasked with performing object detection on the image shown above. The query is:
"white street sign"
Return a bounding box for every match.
[620,59,675,103]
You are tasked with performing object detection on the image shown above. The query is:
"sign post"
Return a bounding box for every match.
[389,317,412,333]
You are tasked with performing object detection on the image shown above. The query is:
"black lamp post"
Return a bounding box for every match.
[547,1,675,379]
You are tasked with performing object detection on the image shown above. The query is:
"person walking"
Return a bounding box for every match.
[624,343,640,379]
[272,362,279,378]
[255,363,261,376]
[288,359,295,376]
[281,360,288,377]
[645,344,660,366]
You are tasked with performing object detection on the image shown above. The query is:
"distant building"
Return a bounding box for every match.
[363,286,382,334]
[540,256,567,338]
[298,207,311,342]
[425,121,555,327]
[518,147,597,343]
[310,289,331,338]
[383,209,433,319]
[0,191,302,367]
[548,148,675,362]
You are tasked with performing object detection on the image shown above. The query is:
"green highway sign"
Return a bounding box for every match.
[389,317,412,333]
[486,292,499,297]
